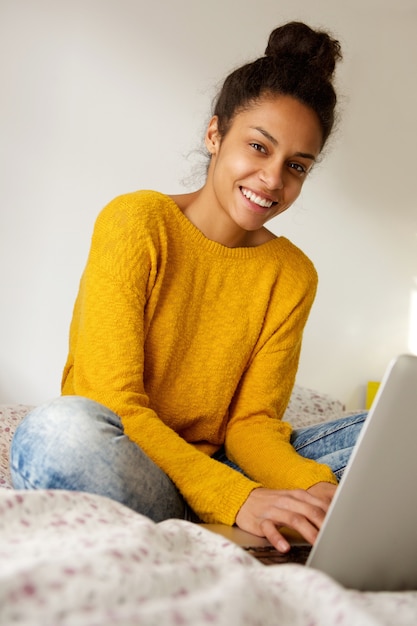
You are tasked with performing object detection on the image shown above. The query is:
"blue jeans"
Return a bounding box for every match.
[10,396,366,522]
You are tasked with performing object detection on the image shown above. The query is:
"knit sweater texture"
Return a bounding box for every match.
[62,190,336,524]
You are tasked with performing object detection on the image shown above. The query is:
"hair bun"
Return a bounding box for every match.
[265,21,342,81]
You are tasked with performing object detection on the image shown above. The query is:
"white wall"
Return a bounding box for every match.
[1,0,416,409]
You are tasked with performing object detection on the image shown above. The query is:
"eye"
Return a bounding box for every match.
[250,142,267,154]
[288,162,307,176]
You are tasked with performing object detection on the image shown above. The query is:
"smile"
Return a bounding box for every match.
[240,187,276,209]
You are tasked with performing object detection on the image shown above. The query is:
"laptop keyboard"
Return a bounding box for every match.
[243,544,311,565]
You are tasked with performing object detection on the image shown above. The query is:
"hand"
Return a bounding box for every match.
[307,481,337,505]
[235,483,336,553]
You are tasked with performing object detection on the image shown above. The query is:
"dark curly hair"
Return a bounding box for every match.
[213,22,342,148]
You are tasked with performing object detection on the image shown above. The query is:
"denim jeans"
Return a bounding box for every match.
[10,396,366,522]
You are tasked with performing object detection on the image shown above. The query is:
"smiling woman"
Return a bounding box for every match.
[188,96,323,246]
[10,21,366,554]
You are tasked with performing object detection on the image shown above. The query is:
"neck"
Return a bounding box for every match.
[172,187,271,248]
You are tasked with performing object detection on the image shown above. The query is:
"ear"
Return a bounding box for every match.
[205,116,221,155]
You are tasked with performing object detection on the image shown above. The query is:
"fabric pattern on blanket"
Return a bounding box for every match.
[0,405,34,489]
[0,489,416,626]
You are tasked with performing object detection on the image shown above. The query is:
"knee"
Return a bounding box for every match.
[13,396,115,446]
[10,396,122,489]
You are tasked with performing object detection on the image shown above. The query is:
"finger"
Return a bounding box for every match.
[270,492,327,530]
[260,518,291,553]
[234,488,329,548]
[282,488,330,514]
[273,510,320,546]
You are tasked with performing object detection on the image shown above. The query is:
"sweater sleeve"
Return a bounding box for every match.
[225,268,337,490]
[62,197,261,524]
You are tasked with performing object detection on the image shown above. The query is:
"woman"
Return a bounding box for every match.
[11,21,365,553]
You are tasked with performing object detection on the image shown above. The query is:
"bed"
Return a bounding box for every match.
[1,391,416,625]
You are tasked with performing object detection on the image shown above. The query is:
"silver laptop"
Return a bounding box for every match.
[204,354,417,591]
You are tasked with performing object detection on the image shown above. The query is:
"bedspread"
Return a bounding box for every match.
[1,489,416,626]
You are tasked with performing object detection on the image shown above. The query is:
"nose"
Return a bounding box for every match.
[259,161,284,190]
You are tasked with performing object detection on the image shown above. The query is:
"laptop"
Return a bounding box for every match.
[203,354,417,591]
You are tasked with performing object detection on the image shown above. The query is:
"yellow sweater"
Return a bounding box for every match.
[62,190,336,524]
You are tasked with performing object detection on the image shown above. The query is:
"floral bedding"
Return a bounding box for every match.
[2,391,416,625]
[0,489,416,626]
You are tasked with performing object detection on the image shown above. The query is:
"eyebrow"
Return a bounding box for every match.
[252,126,317,161]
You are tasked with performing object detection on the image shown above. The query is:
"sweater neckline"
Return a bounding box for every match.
[155,191,287,260]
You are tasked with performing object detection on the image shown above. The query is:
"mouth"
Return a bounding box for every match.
[240,187,278,210]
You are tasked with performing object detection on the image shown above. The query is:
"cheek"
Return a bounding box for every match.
[277,180,304,214]
[218,149,254,177]
[285,176,305,199]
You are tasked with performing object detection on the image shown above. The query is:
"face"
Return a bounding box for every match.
[205,95,323,242]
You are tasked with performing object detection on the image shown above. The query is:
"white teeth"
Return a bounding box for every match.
[241,188,273,208]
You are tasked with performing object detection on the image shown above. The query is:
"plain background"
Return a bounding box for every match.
[1,0,416,409]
